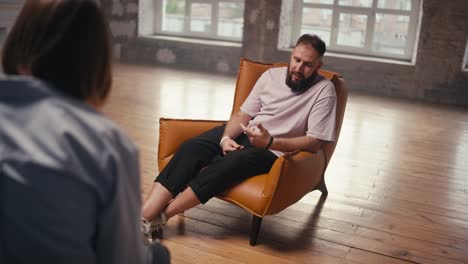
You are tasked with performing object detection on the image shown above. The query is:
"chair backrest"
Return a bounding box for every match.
[232,58,348,165]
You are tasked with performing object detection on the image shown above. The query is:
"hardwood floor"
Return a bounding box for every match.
[102,63,468,264]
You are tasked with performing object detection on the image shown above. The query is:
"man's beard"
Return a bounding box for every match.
[285,66,319,93]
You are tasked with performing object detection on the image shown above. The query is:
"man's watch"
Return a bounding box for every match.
[265,136,274,149]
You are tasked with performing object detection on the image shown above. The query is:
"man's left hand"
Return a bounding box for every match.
[240,123,271,149]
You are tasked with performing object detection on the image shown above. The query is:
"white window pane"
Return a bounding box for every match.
[377,0,411,11]
[304,0,333,4]
[162,0,185,32]
[218,2,244,39]
[190,3,212,33]
[301,8,333,44]
[337,13,367,47]
[339,0,372,8]
[373,14,409,55]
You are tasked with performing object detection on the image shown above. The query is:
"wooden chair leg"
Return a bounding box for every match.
[250,215,263,246]
[317,179,328,196]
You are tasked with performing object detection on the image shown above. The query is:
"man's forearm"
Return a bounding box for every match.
[222,111,252,139]
[270,136,324,153]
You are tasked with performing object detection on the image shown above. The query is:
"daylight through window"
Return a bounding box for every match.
[156,0,244,42]
[283,0,422,61]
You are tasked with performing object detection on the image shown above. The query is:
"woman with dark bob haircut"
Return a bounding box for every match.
[0,1,169,263]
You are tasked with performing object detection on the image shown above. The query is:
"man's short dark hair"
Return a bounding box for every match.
[295,34,326,57]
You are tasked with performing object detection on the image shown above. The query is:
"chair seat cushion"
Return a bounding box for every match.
[217,173,271,217]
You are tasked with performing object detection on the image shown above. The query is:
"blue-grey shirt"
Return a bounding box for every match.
[0,77,163,263]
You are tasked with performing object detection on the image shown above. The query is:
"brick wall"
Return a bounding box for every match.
[103,0,468,106]
[99,0,139,60]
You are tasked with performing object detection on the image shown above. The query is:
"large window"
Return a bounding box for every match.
[464,40,468,71]
[282,0,422,61]
[155,0,244,42]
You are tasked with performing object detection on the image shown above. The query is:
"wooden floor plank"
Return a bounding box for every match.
[345,248,414,264]
[194,199,468,263]
[162,216,353,264]
[163,239,246,264]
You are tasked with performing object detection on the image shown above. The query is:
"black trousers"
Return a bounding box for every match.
[155,125,278,203]
[149,242,170,264]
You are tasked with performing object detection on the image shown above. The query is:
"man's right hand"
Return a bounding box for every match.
[220,138,244,155]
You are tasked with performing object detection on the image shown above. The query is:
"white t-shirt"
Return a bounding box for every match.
[240,67,337,156]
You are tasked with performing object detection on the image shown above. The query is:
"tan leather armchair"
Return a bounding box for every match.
[158,58,348,246]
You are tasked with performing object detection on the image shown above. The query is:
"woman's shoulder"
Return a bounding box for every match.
[0,77,138,180]
[49,94,139,166]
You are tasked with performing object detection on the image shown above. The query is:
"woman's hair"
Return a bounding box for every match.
[2,0,112,105]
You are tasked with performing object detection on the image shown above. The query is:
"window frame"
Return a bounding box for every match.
[291,0,422,61]
[154,0,244,42]
[464,39,468,71]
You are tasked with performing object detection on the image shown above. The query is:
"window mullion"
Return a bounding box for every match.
[155,0,163,33]
[212,1,219,38]
[184,0,191,35]
[375,9,412,15]
[329,0,340,50]
[365,0,377,53]
[303,3,335,9]
[292,0,303,47]
[405,0,420,58]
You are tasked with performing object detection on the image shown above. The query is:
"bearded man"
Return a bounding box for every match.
[141,34,337,242]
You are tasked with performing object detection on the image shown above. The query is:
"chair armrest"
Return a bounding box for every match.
[158,118,225,170]
[263,150,326,215]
